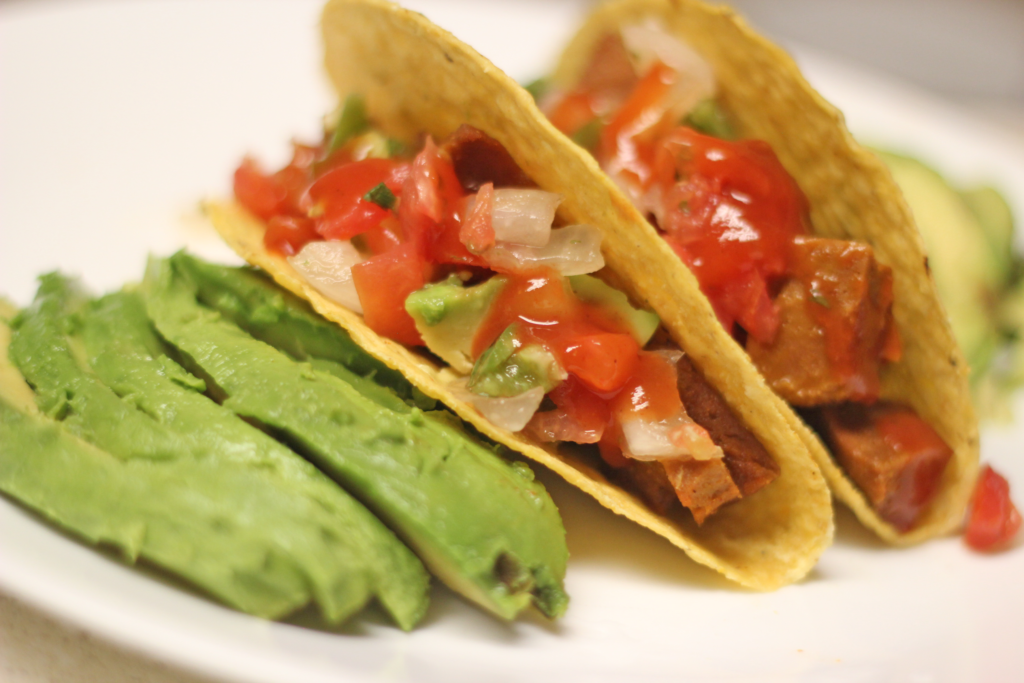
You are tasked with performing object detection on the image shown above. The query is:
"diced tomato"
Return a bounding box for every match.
[706,267,779,344]
[965,465,1021,551]
[563,333,640,393]
[362,215,404,255]
[400,138,445,252]
[263,215,319,256]
[551,376,610,434]
[548,90,599,137]
[234,157,290,221]
[427,210,489,267]
[611,352,683,422]
[598,422,630,469]
[307,158,407,241]
[351,244,428,346]
[460,182,495,254]
[599,61,677,188]
[526,375,609,444]
[234,144,318,225]
[407,138,446,222]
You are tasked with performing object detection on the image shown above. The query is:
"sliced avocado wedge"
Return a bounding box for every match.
[5,276,429,628]
[877,151,1007,379]
[468,323,566,398]
[144,258,569,620]
[960,185,1017,280]
[405,275,507,374]
[169,252,436,412]
[568,274,660,345]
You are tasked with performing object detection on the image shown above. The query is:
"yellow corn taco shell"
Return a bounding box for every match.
[550,0,979,544]
[209,0,833,590]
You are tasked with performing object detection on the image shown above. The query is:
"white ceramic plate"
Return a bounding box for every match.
[1,2,1022,682]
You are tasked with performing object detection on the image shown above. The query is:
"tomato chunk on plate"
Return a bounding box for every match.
[965,464,1021,551]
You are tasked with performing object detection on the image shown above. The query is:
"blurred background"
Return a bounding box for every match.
[727,0,1024,136]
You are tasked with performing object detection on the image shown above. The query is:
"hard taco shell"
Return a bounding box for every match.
[550,0,979,544]
[209,0,833,590]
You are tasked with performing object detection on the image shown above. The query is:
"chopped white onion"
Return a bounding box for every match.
[483,224,605,276]
[654,348,684,366]
[492,189,561,247]
[450,380,545,433]
[525,408,603,444]
[620,413,723,461]
[620,348,722,461]
[288,240,364,314]
[620,23,716,126]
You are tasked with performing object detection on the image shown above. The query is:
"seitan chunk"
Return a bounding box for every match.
[747,237,896,406]
[811,402,952,532]
[614,354,780,524]
[676,354,780,497]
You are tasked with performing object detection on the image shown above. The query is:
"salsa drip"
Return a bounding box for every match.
[233,113,779,524]
[543,30,960,533]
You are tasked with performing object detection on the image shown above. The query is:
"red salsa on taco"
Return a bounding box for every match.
[540,25,958,533]
[233,102,782,524]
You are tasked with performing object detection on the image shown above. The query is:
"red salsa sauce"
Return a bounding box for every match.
[233,125,689,468]
[543,40,974,534]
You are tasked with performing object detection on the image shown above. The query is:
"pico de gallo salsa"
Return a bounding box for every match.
[232,98,779,524]
[541,24,1018,542]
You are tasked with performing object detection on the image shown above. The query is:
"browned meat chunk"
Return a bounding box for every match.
[612,353,780,524]
[676,355,781,497]
[811,402,952,532]
[662,458,742,525]
[441,125,536,192]
[747,237,897,406]
[613,457,741,525]
[747,278,838,405]
[612,460,680,516]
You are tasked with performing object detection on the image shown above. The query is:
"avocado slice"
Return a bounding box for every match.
[405,275,508,374]
[168,252,435,411]
[144,258,569,620]
[877,151,1007,379]
[568,274,660,345]
[169,252,434,412]
[0,298,36,414]
[960,185,1017,281]
[468,323,566,397]
[5,276,429,628]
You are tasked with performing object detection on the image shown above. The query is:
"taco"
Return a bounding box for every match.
[208,0,833,590]
[537,0,979,543]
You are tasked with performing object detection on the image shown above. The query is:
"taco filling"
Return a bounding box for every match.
[540,25,953,532]
[233,101,780,524]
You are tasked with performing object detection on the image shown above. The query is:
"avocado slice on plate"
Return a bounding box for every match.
[4,276,429,628]
[144,256,570,620]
